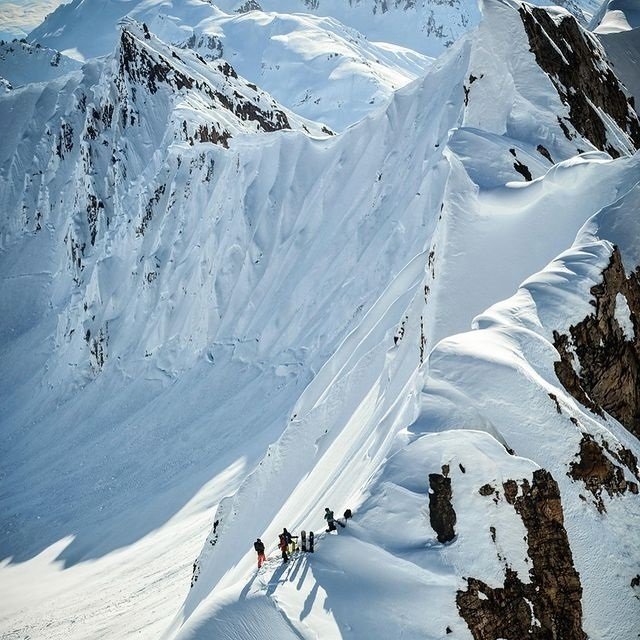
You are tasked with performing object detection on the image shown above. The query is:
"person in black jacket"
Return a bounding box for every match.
[254,538,266,568]
[282,527,299,554]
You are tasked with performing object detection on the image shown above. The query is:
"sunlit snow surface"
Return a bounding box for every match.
[1,0,639,638]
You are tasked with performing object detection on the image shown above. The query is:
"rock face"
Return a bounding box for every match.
[518,6,640,157]
[457,470,587,640]
[117,26,294,141]
[553,248,640,437]
[568,433,639,512]
[429,465,456,543]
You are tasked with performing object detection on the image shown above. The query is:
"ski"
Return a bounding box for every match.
[309,531,314,553]
[301,530,307,552]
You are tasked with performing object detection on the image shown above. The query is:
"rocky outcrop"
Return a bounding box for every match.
[518,6,640,157]
[457,470,586,640]
[553,248,640,437]
[117,26,293,140]
[568,433,639,512]
[429,465,456,543]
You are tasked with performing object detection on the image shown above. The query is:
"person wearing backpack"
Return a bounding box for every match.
[278,531,289,563]
[324,507,335,531]
[254,538,266,568]
[324,507,346,532]
[282,527,298,554]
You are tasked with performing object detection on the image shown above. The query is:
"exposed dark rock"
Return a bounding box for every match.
[548,393,562,413]
[56,122,74,158]
[478,483,495,497]
[235,0,262,11]
[136,184,166,237]
[118,28,291,137]
[119,29,193,95]
[568,433,637,512]
[513,159,532,181]
[553,247,640,437]
[429,469,456,543]
[458,470,586,640]
[86,193,104,246]
[519,6,640,157]
[537,144,554,163]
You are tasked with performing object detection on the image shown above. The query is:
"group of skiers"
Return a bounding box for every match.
[253,507,352,568]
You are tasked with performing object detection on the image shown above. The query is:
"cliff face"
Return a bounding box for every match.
[519,5,640,157]
[457,470,587,640]
[553,247,640,438]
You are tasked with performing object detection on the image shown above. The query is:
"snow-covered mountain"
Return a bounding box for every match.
[25,0,432,130]
[28,0,604,61]
[215,0,603,53]
[0,39,82,89]
[593,0,640,106]
[1,0,639,638]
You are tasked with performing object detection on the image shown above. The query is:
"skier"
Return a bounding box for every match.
[324,507,344,531]
[324,508,335,531]
[254,538,266,569]
[278,530,289,563]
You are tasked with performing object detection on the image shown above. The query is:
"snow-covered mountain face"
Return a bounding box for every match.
[593,0,640,110]
[25,0,433,130]
[215,0,603,54]
[2,0,640,638]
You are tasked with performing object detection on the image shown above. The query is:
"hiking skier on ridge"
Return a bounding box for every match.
[254,538,266,569]
[278,529,290,563]
[324,507,345,532]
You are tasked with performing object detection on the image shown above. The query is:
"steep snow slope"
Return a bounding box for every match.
[27,0,432,130]
[592,0,640,32]
[1,1,639,639]
[167,3,640,638]
[169,11,432,131]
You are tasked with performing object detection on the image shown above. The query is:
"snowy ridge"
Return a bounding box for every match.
[169,10,433,131]
[0,39,82,89]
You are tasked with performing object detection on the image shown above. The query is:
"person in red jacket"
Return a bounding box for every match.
[254,538,266,568]
[278,531,289,563]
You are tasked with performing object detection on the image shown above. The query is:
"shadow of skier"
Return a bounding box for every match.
[266,561,292,597]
